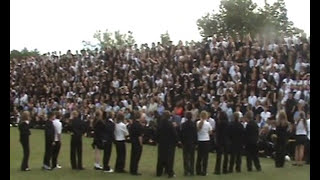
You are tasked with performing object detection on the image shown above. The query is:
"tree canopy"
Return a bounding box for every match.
[10,48,40,60]
[197,0,305,39]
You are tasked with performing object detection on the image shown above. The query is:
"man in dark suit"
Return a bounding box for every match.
[155,111,178,178]
[19,111,31,171]
[129,111,143,176]
[244,111,261,172]
[180,111,197,176]
[70,110,86,170]
[228,112,244,173]
[102,113,115,173]
[42,112,55,170]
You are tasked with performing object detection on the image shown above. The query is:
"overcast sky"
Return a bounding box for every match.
[10,0,310,54]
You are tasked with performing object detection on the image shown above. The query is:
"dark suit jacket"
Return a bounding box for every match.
[180,120,197,146]
[215,120,229,146]
[44,120,55,143]
[227,121,244,151]
[19,122,30,141]
[245,120,259,145]
[70,118,86,138]
[129,120,143,144]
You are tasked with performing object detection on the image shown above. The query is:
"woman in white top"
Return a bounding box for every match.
[293,112,308,166]
[114,112,129,172]
[196,111,212,176]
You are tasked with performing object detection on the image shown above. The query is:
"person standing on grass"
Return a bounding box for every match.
[129,111,143,176]
[91,109,105,170]
[155,110,178,178]
[196,111,212,176]
[274,110,290,168]
[52,111,62,169]
[114,112,129,173]
[70,110,86,170]
[42,112,55,170]
[293,112,308,166]
[214,110,230,175]
[180,111,197,176]
[305,112,310,165]
[102,111,115,173]
[244,111,261,172]
[18,111,31,171]
[228,112,244,173]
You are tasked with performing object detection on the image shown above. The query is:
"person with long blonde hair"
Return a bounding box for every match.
[18,111,31,171]
[196,111,212,176]
[92,109,104,170]
[293,112,308,166]
[274,110,290,167]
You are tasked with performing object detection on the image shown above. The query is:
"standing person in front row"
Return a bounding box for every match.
[293,112,308,166]
[305,112,310,165]
[70,110,86,170]
[244,111,261,172]
[228,112,244,173]
[274,110,289,168]
[155,111,178,178]
[52,111,63,169]
[114,112,129,173]
[214,110,230,175]
[196,111,212,176]
[102,111,115,173]
[42,112,55,170]
[129,111,143,175]
[92,109,105,170]
[18,111,31,171]
[181,111,197,176]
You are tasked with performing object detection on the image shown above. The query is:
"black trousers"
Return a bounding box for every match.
[130,142,142,174]
[229,146,242,172]
[196,141,210,175]
[214,145,229,173]
[20,137,30,170]
[182,144,195,175]
[246,144,261,171]
[43,140,53,167]
[305,139,310,164]
[103,141,112,171]
[52,141,61,168]
[275,142,286,167]
[115,141,126,171]
[156,145,176,176]
[70,136,82,169]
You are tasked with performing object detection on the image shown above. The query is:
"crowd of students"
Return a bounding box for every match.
[13,32,310,176]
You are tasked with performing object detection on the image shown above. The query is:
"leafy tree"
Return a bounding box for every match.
[10,48,40,60]
[160,31,171,46]
[197,0,304,40]
[90,29,136,49]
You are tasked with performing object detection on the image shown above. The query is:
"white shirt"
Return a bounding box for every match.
[114,122,129,141]
[296,119,307,135]
[197,120,212,141]
[248,96,257,107]
[207,118,216,131]
[53,119,62,141]
[260,111,271,122]
[306,119,310,140]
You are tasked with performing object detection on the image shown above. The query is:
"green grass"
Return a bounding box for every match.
[10,127,309,180]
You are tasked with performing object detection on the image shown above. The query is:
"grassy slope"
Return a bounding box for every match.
[10,127,309,180]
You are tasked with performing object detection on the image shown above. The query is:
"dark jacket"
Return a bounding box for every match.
[215,120,229,146]
[245,120,259,145]
[155,119,178,146]
[19,122,30,141]
[70,118,86,138]
[227,121,244,150]
[44,120,55,143]
[104,119,115,143]
[129,120,143,144]
[180,120,197,146]
[275,124,289,145]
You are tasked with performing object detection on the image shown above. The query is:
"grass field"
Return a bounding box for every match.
[10,127,310,180]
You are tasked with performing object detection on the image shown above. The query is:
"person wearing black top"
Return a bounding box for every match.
[42,112,55,170]
[102,112,115,172]
[18,111,31,171]
[129,111,143,175]
[180,111,197,176]
[274,110,290,167]
[92,110,105,170]
[244,111,261,172]
[214,110,230,175]
[70,110,86,170]
[228,112,244,173]
[155,111,178,178]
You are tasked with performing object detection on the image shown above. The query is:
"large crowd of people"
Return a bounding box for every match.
[12,32,310,177]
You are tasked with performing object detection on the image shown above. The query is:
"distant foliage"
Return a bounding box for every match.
[10,48,40,60]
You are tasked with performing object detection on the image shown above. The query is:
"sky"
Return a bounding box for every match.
[10,0,310,54]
